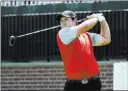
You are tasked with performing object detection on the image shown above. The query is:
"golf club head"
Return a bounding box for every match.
[9,35,17,46]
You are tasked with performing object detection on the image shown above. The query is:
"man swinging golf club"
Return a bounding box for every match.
[56,10,111,91]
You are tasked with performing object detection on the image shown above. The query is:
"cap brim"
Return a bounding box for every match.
[56,14,71,21]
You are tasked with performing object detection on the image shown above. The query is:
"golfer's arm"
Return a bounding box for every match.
[90,20,111,46]
[100,20,111,43]
[76,18,98,36]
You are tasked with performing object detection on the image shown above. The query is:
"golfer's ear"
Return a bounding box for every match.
[72,19,77,26]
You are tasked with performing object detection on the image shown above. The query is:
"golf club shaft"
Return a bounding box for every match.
[17,18,87,38]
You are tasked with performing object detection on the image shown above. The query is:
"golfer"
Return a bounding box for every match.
[56,10,111,91]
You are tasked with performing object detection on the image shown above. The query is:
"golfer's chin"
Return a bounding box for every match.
[61,25,71,28]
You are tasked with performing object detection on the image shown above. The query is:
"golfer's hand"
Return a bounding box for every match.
[87,13,97,19]
[87,13,106,22]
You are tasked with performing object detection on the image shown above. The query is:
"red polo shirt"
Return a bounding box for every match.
[57,32,100,80]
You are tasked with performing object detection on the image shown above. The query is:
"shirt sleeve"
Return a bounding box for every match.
[58,27,78,45]
[88,32,103,46]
